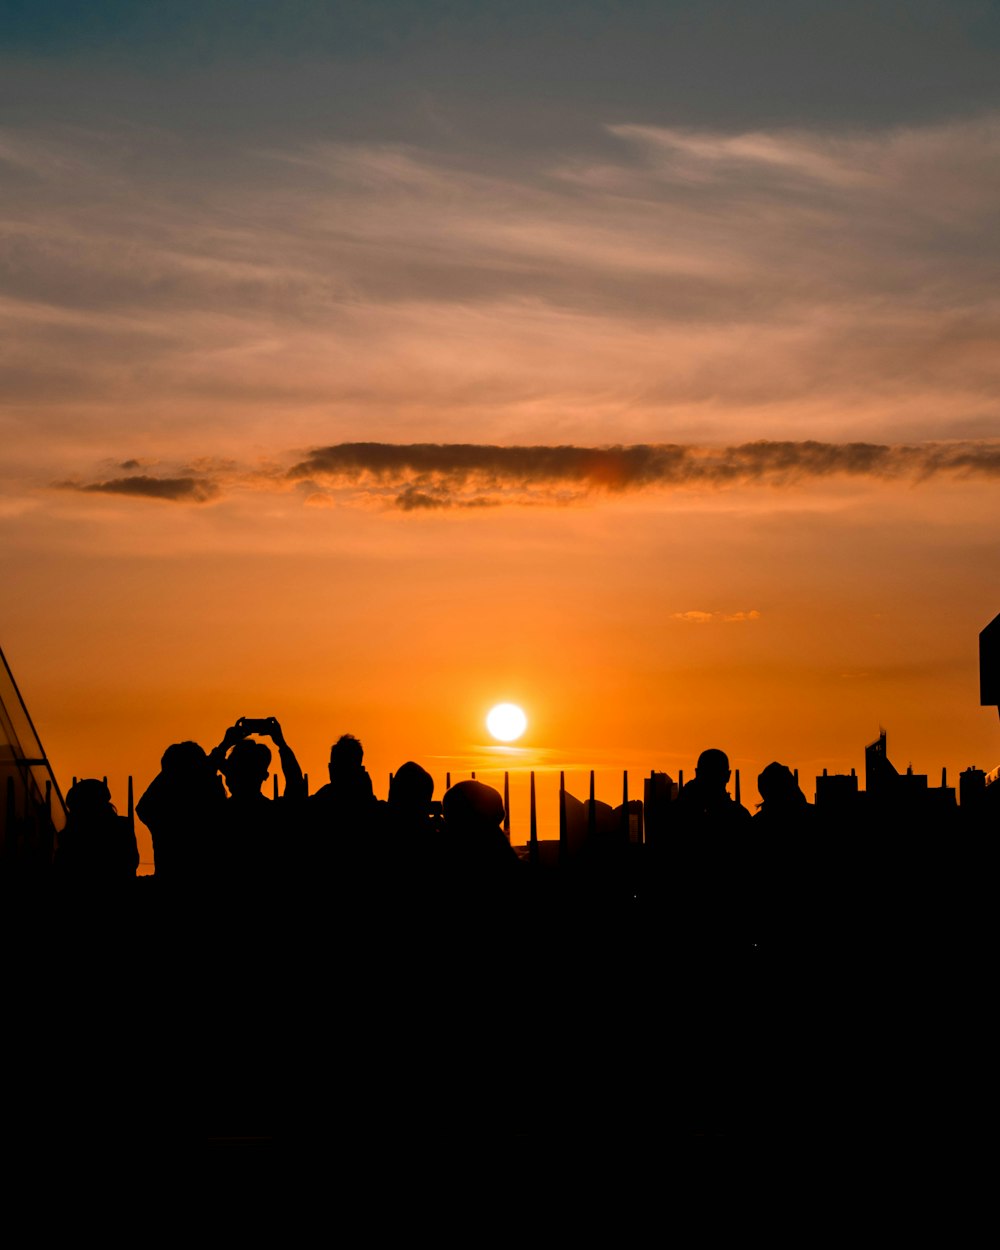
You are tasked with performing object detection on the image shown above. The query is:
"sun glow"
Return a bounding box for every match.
[486,703,527,742]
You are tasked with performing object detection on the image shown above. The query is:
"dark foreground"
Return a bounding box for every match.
[3,856,979,1145]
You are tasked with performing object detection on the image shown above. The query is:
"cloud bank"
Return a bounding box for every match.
[57,440,1000,509]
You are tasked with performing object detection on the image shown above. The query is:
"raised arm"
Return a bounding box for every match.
[207,722,247,775]
[265,717,306,800]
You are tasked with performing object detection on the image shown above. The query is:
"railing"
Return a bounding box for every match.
[0,648,66,867]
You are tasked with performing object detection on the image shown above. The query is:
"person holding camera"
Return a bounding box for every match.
[208,717,306,892]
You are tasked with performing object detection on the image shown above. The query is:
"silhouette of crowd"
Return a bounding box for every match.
[130,721,524,907]
[11,717,995,1142]
[48,717,996,940]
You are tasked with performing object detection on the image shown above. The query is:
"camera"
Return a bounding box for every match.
[236,717,273,736]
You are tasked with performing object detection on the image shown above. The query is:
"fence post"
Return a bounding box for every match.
[621,769,629,842]
[588,769,596,844]
[559,771,567,865]
[529,771,538,866]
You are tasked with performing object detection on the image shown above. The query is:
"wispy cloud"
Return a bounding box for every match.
[3,113,1000,458]
[606,124,876,187]
[672,610,761,624]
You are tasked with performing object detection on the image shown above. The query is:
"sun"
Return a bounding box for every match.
[486,703,527,743]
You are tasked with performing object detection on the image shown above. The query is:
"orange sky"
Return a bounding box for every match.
[7,472,999,868]
[3,5,1000,869]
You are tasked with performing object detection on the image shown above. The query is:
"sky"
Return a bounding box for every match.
[3,1,1000,863]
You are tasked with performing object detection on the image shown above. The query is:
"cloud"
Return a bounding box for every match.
[3,112,1000,456]
[606,124,873,187]
[61,475,219,502]
[393,485,501,511]
[395,486,450,511]
[55,440,1000,512]
[672,610,761,624]
[286,440,1000,508]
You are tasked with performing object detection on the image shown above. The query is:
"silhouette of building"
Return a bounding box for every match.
[980,611,1000,795]
[960,766,987,807]
[814,767,859,816]
[865,730,899,798]
[0,647,65,873]
[643,771,677,846]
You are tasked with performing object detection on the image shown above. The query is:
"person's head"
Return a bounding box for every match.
[389,761,434,813]
[757,761,801,805]
[161,741,209,774]
[443,779,505,833]
[222,739,272,798]
[329,734,364,779]
[66,778,114,818]
[695,748,731,791]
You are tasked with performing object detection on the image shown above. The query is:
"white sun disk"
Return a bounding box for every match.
[487,703,527,742]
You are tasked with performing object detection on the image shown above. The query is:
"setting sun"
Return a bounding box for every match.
[486,703,528,743]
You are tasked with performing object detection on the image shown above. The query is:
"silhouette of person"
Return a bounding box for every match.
[752,761,818,952]
[54,778,139,884]
[754,762,814,833]
[673,749,752,833]
[136,741,227,886]
[311,735,376,817]
[210,717,305,800]
[384,761,435,840]
[373,761,438,890]
[308,735,378,881]
[209,717,305,891]
[670,748,752,955]
[441,779,522,904]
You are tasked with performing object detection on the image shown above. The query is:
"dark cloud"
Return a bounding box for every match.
[62,475,218,502]
[288,440,1000,502]
[57,441,1000,511]
[394,485,502,512]
[395,487,449,511]
[119,459,141,470]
